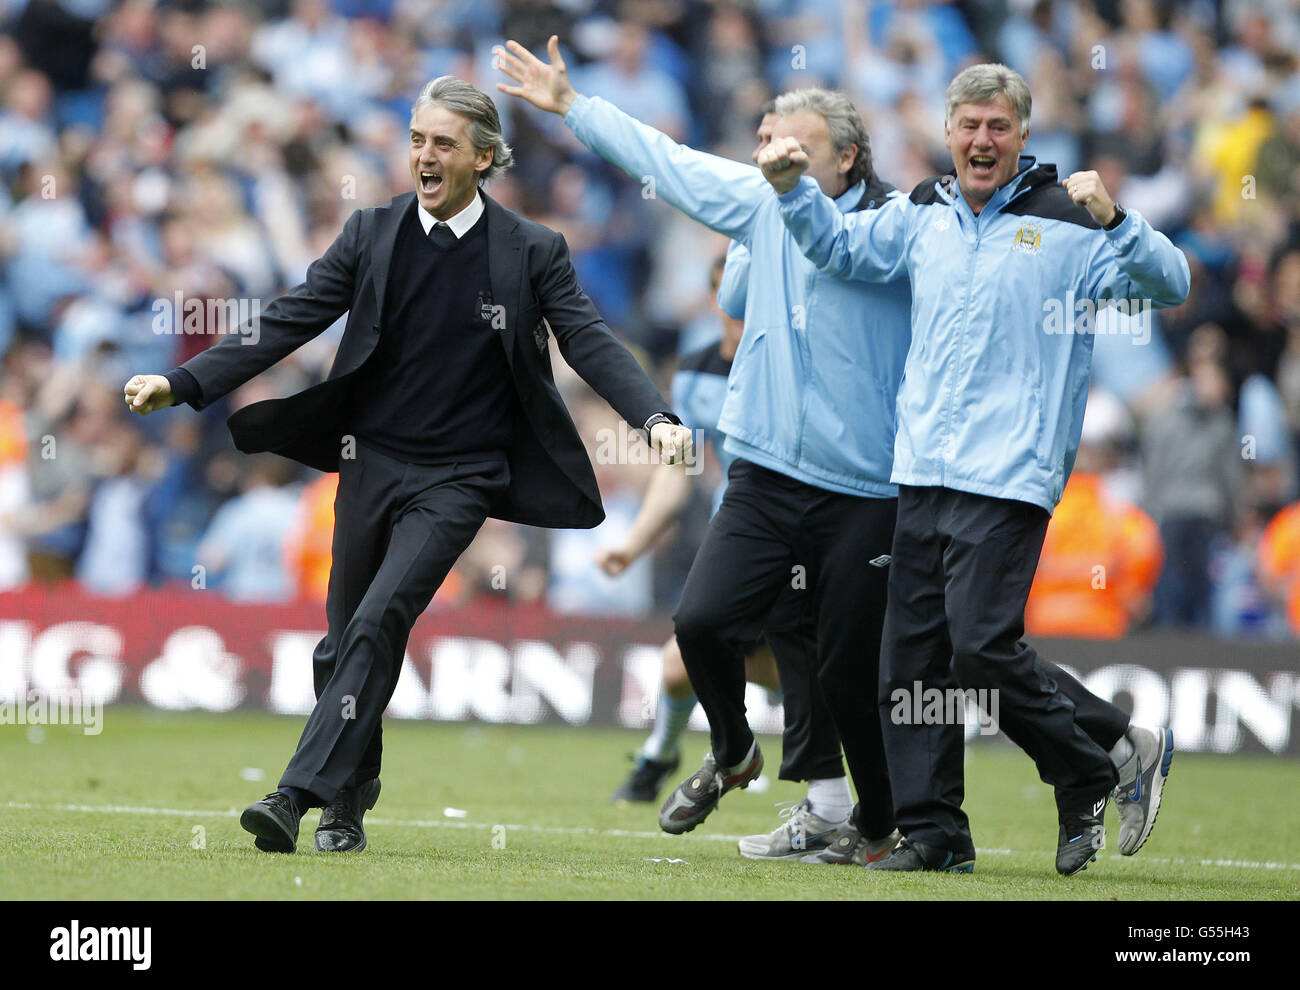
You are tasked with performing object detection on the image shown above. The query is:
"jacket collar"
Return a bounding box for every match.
[949,154,1051,218]
[856,171,897,211]
[371,188,523,366]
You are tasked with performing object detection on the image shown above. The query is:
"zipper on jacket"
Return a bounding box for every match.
[791,277,815,465]
[939,198,980,480]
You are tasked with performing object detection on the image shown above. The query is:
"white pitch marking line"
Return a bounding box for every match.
[5,801,1298,873]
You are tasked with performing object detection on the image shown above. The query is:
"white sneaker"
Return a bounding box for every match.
[737,799,851,860]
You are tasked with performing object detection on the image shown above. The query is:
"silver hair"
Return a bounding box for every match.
[773,87,873,187]
[410,76,515,184]
[945,63,1032,138]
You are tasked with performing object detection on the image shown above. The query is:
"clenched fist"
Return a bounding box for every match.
[650,422,694,466]
[594,546,635,577]
[758,136,810,194]
[1062,170,1118,227]
[123,374,175,415]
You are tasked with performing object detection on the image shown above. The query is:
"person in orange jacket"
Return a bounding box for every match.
[1026,392,1163,639]
[285,474,338,603]
[1258,501,1300,635]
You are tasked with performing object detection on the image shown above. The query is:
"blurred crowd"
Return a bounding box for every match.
[2,0,1300,639]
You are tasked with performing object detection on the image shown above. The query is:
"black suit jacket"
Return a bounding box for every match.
[175,191,673,529]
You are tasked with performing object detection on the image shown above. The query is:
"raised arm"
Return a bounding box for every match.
[760,137,910,282]
[1063,170,1190,308]
[495,36,768,241]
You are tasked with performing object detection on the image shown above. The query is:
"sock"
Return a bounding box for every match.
[641,690,696,762]
[1110,731,1137,788]
[277,785,318,815]
[806,776,853,824]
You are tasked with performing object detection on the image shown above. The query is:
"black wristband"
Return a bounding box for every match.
[642,412,681,443]
[1103,204,1127,231]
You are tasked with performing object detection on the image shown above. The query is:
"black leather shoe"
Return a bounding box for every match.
[241,792,302,853]
[315,778,382,852]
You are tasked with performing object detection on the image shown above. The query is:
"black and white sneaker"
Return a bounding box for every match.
[1056,793,1108,876]
[865,836,974,873]
[658,743,763,835]
[611,753,681,804]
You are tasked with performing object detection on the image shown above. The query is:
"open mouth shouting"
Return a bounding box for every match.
[419,169,444,195]
[967,154,997,178]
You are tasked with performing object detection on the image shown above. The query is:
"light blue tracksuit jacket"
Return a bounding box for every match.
[565,95,913,498]
[776,157,1191,513]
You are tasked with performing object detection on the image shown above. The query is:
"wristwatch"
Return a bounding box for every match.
[1104,203,1127,230]
[642,412,682,443]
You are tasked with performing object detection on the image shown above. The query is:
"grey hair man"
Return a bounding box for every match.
[497,36,912,863]
[761,61,1188,876]
[409,75,516,204]
[123,76,691,855]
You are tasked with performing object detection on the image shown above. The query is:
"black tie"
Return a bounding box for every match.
[428,221,456,249]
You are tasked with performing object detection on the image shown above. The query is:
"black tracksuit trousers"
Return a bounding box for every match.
[881,485,1131,856]
[674,459,897,839]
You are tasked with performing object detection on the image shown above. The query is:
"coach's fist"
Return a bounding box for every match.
[651,422,693,466]
[123,374,175,415]
[1062,171,1117,227]
[758,136,809,194]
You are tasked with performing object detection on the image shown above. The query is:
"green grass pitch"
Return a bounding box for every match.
[2,707,1297,900]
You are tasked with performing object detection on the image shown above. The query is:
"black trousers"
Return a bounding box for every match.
[881,485,1130,855]
[760,586,844,782]
[279,442,510,802]
[674,459,896,838]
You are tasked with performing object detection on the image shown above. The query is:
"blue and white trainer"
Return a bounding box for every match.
[738,799,851,860]
[1114,725,1173,856]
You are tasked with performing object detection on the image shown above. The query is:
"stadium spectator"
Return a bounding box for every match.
[1141,332,1245,628]
[195,454,300,603]
[285,472,337,603]
[1258,497,1300,636]
[76,417,157,596]
[1025,394,1163,639]
[0,379,29,590]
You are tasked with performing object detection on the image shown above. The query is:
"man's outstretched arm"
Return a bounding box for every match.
[124,209,364,415]
[495,36,767,242]
[760,136,910,283]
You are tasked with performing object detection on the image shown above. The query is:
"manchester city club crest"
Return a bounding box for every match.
[1012,222,1043,254]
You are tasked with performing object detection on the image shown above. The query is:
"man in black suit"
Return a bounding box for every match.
[124,76,691,854]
